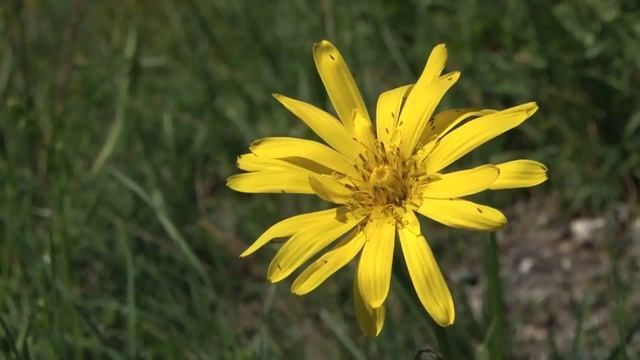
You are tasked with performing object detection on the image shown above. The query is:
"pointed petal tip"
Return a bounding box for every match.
[266,263,279,282]
[367,298,385,310]
[267,272,282,284]
[272,93,299,105]
[272,93,291,105]
[314,39,334,50]
[433,312,455,327]
[290,283,309,296]
[515,101,539,116]
[226,176,239,191]
[429,43,448,54]
[445,71,461,81]
[247,137,268,150]
[290,277,306,295]
[313,40,342,64]
[290,288,303,296]
[490,209,509,228]
[364,327,383,337]
[267,261,287,283]
[431,43,448,56]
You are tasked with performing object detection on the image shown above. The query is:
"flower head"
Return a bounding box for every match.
[228,40,548,336]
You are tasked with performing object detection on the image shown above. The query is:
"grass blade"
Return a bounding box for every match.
[319,309,366,360]
[90,26,137,177]
[569,297,590,359]
[0,315,21,360]
[0,48,13,100]
[109,168,205,278]
[606,318,640,360]
[115,220,136,358]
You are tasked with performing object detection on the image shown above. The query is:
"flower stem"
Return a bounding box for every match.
[430,320,454,360]
[483,232,508,359]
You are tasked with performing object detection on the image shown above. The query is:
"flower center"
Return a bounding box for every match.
[342,140,421,216]
[368,164,408,206]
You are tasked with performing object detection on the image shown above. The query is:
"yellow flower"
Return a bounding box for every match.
[228,40,548,336]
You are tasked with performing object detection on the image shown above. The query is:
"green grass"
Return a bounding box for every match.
[2,0,640,358]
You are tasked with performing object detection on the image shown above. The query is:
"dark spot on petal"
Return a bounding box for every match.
[329,54,335,60]
[477,207,483,213]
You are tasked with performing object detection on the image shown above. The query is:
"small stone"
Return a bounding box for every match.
[569,217,605,243]
[518,257,534,274]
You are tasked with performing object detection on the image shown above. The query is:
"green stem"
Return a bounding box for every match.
[430,320,454,360]
[484,232,508,359]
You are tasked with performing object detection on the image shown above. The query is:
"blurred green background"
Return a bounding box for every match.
[2,0,640,358]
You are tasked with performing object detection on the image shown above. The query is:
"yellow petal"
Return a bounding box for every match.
[273,94,358,158]
[226,171,313,194]
[353,110,376,151]
[353,274,385,337]
[398,71,460,158]
[393,44,451,154]
[267,211,363,282]
[309,175,351,204]
[417,198,507,231]
[421,109,498,146]
[375,84,413,145]
[418,108,477,145]
[398,211,454,326]
[250,137,357,178]
[419,43,448,85]
[240,208,341,257]
[237,153,286,172]
[425,102,539,173]
[357,219,396,308]
[237,153,315,173]
[435,109,498,140]
[291,230,366,295]
[421,165,500,199]
[489,159,548,190]
[313,40,370,132]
